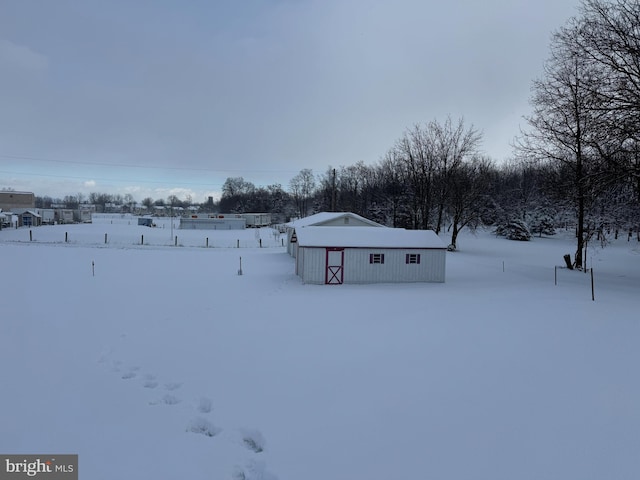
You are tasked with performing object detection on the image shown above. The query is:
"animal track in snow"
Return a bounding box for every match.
[164,382,182,391]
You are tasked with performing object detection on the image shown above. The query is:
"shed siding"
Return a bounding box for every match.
[298,247,445,284]
[344,249,445,283]
[299,248,326,284]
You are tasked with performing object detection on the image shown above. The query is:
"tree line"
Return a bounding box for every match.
[35,0,640,268]
[218,0,640,265]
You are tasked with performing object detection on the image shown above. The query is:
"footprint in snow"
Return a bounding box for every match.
[142,374,158,389]
[149,394,181,406]
[164,382,182,391]
[186,417,221,438]
[240,429,266,453]
[232,460,278,480]
[120,366,140,380]
[196,396,213,414]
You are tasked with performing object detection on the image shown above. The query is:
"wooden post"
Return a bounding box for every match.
[259,238,262,248]
[141,234,144,245]
[65,232,68,242]
[237,239,239,248]
[105,233,108,244]
[29,229,32,241]
[591,268,595,301]
[206,237,209,248]
[175,235,178,246]
[584,240,588,274]
[92,261,95,277]
[555,265,557,286]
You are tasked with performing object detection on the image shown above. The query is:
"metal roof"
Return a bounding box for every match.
[286,212,384,228]
[295,226,446,249]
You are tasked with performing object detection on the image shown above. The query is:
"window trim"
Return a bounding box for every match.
[369,253,385,264]
[405,253,421,264]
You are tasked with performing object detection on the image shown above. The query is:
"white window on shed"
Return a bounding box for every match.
[369,253,385,264]
[405,253,421,264]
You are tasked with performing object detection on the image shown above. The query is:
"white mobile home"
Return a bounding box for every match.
[286,212,385,257]
[295,227,446,284]
[240,213,271,228]
[180,214,246,230]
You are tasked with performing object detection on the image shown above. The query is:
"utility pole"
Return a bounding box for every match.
[331,168,336,212]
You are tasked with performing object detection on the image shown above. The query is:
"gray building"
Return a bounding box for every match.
[0,191,35,212]
[17,210,42,227]
[180,214,246,230]
[294,226,446,284]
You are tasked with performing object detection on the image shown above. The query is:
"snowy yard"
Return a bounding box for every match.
[1,220,639,480]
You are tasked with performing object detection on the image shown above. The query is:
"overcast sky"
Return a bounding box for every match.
[0,0,580,203]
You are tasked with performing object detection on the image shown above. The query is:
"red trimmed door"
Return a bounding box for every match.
[325,248,344,284]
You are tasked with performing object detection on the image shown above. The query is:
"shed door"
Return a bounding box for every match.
[325,248,344,285]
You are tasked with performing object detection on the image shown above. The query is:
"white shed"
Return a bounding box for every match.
[295,226,446,284]
[286,212,385,257]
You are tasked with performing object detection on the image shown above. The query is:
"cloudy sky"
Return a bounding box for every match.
[1,0,580,203]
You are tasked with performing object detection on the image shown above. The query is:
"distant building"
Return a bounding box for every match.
[55,209,75,224]
[0,191,35,212]
[180,214,246,230]
[78,204,96,223]
[37,209,55,225]
[179,212,271,230]
[17,210,42,227]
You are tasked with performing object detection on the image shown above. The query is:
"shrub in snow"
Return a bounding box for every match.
[494,220,532,241]
[529,207,557,237]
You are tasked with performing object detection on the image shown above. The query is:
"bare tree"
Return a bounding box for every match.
[577,0,640,143]
[142,197,154,211]
[517,21,605,269]
[432,116,483,234]
[395,124,438,229]
[289,168,316,218]
[446,156,495,250]
[377,153,408,227]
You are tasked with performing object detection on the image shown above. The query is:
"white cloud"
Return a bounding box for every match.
[0,39,48,70]
[83,180,97,188]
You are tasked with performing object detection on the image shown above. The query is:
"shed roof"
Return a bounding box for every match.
[15,210,42,217]
[286,211,384,228]
[295,226,446,249]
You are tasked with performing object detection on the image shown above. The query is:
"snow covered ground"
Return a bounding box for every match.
[1,219,639,480]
